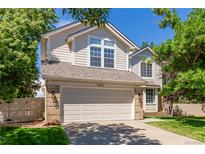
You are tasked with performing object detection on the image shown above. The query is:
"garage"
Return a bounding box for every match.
[61,87,134,123]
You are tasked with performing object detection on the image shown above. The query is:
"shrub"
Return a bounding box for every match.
[171,105,183,116]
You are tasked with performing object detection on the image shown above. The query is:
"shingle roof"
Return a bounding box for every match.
[42,21,80,37]
[66,27,91,39]
[146,81,161,87]
[42,62,146,84]
[130,46,154,58]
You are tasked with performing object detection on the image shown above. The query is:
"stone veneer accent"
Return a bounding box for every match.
[45,85,60,121]
[134,94,144,120]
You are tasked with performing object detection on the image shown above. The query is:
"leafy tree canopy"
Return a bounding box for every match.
[62,8,110,26]
[0,9,57,101]
[140,41,155,49]
[153,8,205,103]
[0,8,110,101]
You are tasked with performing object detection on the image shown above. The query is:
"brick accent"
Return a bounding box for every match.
[45,85,60,121]
[134,94,144,120]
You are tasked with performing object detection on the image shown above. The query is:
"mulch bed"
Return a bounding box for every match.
[0,120,61,128]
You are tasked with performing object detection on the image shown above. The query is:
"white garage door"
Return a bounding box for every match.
[61,87,134,122]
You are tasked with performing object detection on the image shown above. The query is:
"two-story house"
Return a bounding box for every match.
[41,21,162,123]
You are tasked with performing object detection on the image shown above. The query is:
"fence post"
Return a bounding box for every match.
[29,101,32,121]
[0,102,3,124]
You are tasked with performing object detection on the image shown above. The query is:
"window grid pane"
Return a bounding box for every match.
[141,63,147,77]
[90,37,101,45]
[104,40,114,47]
[104,48,114,68]
[146,89,155,104]
[90,46,101,67]
[147,63,152,77]
[141,62,152,77]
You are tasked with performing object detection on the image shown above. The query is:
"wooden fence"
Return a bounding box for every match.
[0,98,45,123]
[173,104,205,116]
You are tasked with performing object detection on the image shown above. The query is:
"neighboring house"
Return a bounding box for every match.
[41,21,162,123]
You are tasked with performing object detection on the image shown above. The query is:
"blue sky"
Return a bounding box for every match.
[37,8,191,74]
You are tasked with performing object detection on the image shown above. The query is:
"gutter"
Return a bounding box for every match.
[42,75,147,86]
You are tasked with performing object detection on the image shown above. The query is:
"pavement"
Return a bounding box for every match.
[63,119,203,145]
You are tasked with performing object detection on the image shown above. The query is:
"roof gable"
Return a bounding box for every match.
[42,21,81,37]
[43,21,139,50]
[130,46,154,58]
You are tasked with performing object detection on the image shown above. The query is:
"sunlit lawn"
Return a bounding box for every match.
[147,116,205,143]
[0,126,69,145]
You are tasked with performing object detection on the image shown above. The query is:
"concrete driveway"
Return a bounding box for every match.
[63,120,203,145]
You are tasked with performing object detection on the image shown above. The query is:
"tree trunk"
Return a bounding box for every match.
[168,101,173,115]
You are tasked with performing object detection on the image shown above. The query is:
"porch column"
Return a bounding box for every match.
[134,94,144,120]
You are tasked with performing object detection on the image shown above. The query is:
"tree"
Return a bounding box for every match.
[152,9,205,106]
[62,8,110,26]
[0,8,110,101]
[140,41,155,48]
[0,9,58,101]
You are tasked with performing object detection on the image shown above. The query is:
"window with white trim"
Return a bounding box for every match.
[104,48,114,68]
[90,37,101,45]
[89,37,115,68]
[90,46,101,67]
[146,89,155,104]
[141,62,153,77]
[104,40,114,47]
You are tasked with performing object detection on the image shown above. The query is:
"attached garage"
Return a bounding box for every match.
[60,87,134,123]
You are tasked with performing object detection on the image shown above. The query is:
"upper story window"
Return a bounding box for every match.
[89,36,115,68]
[90,37,101,45]
[104,40,114,47]
[90,46,101,67]
[140,62,153,77]
[104,48,114,68]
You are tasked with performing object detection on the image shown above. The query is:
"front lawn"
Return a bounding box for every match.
[147,116,205,143]
[0,126,69,145]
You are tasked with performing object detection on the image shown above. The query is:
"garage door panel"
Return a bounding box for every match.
[63,99,132,104]
[81,105,99,111]
[100,104,131,110]
[62,98,84,104]
[100,110,130,114]
[100,108,131,114]
[64,105,80,111]
[100,113,130,120]
[81,114,99,120]
[82,100,132,104]
[61,87,133,122]
[64,114,81,121]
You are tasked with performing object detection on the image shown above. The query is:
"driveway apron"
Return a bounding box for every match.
[63,120,203,145]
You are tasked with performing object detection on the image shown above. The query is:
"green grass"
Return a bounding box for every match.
[0,126,69,145]
[147,116,205,143]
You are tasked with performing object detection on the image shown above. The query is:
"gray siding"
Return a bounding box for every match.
[47,25,130,71]
[74,32,89,66]
[135,88,157,112]
[48,24,88,62]
[145,104,157,112]
[74,28,129,70]
[131,49,162,87]
[131,49,162,113]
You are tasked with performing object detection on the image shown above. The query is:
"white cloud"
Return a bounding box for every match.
[55,18,74,28]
